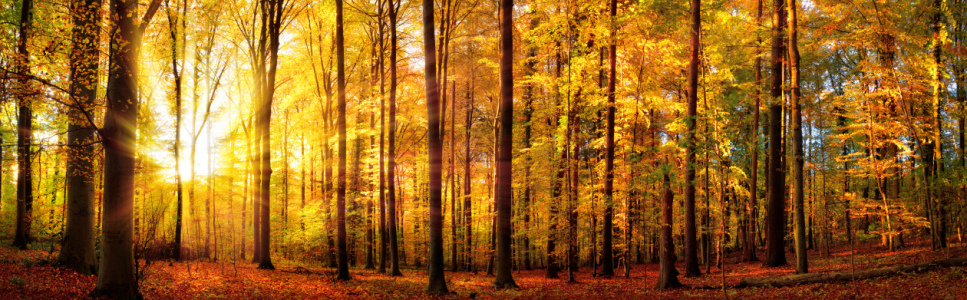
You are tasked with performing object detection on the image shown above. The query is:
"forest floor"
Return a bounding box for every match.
[1,239,966,299]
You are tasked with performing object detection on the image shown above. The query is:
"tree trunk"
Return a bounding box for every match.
[493,0,517,289]
[744,0,763,263]
[788,0,807,274]
[929,0,947,249]
[656,173,682,289]
[377,2,388,273]
[335,0,350,279]
[59,0,99,274]
[450,81,458,272]
[601,0,617,277]
[765,0,788,268]
[257,0,283,271]
[386,0,403,276]
[12,0,35,251]
[91,0,151,297]
[422,0,448,293]
[683,0,701,277]
[463,80,474,273]
[737,258,967,288]
[567,98,580,283]
[546,46,563,280]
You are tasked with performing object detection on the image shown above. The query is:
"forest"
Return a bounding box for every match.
[1,0,966,298]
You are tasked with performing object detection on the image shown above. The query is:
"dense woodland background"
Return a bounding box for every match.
[0,0,966,298]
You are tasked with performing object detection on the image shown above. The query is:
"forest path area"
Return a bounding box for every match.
[1,240,965,299]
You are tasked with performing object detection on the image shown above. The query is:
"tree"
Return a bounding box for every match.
[463,78,474,273]
[601,0,617,277]
[165,0,187,261]
[58,0,100,274]
[376,0,388,274]
[765,0,788,268]
[683,0,701,277]
[91,0,162,297]
[336,0,350,280]
[493,0,517,289]
[743,0,763,263]
[655,172,681,289]
[12,0,34,251]
[789,0,807,274]
[423,0,448,293]
[386,0,403,277]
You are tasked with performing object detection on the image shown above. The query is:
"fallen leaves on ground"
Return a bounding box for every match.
[1,239,966,299]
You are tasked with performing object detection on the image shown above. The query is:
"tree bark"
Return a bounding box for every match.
[546,46,563,280]
[493,0,517,289]
[464,79,474,273]
[335,0,350,279]
[788,0,807,274]
[656,173,682,289]
[386,0,403,276]
[423,0,448,293]
[59,0,100,274]
[765,0,788,268]
[744,0,763,263]
[377,1,388,273]
[683,0,701,277]
[737,258,967,288]
[12,0,34,251]
[91,0,153,297]
[601,0,617,277]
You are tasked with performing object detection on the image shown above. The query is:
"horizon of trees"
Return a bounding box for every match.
[0,0,965,297]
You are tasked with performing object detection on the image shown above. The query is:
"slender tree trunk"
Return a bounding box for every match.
[12,0,35,251]
[601,0,618,277]
[656,173,682,289]
[546,47,563,280]
[377,2,388,273]
[789,0,807,274]
[567,98,580,283]
[464,80,474,273]
[335,0,350,279]
[683,0,701,277]
[450,81,458,272]
[423,0,448,292]
[744,0,763,263]
[59,0,100,274]
[257,0,283,271]
[493,0,517,288]
[929,0,948,249]
[386,0,403,276]
[765,0,788,267]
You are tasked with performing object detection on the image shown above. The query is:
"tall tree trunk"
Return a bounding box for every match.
[386,0,403,276]
[655,173,682,289]
[929,0,948,249]
[59,0,100,274]
[450,81,458,272]
[789,0,807,274]
[567,96,580,283]
[493,0,517,288]
[91,0,159,296]
[423,0,448,293]
[12,0,34,251]
[601,0,617,277]
[257,0,283,271]
[765,0,788,267]
[335,0,351,279]
[464,79,474,273]
[377,1,388,273]
[683,0,701,277]
[546,46,563,280]
[744,0,763,263]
